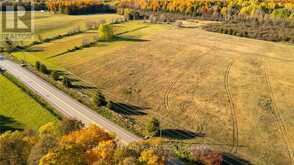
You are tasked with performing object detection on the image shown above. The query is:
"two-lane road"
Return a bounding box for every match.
[0,59,141,144]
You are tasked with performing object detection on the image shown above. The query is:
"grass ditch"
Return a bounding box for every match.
[1,71,62,120]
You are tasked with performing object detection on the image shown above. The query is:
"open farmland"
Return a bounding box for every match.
[0,12,122,46]
[0,74,58,131]
[30,13,121,37]
[12,13,294,164]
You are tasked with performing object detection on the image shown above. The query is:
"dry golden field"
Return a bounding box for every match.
[12,15,294,164]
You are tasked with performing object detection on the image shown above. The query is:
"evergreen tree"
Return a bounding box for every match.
[62,77,72,88]
[35,61,41,71]
[51,71,60,81]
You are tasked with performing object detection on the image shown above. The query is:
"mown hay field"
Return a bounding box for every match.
[0,74,58,131]
[0,11,121,46]
[12,13,294,164]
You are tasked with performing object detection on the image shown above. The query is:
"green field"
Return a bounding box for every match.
[11,13,294,164]
[0,74,58,131]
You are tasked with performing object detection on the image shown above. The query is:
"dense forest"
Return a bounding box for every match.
[1,0,293,18]
[118,0,294,18]
[0,0,47,11]
[0,119,223,165]
[46,0,115,14]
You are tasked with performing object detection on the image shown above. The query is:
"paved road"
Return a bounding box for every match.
[0,59,142,144]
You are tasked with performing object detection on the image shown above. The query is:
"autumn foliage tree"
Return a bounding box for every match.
[46,0,115,15]
[118,0,294,19]
[139,149,165,165]
[98,24,114,41]
[1,119,220,164]
[0,131,35,165]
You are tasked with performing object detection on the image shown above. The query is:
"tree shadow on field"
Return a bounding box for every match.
[161,129,206,140]
[72,84,97,90]
[67,78,80,82]
[222,153,252,165]
[108,102,148,116]
[25,47,44,52]
[67,78,97,90]
[85,31,98,34]
[113,36,149,42]
[0,115,23,133]
[115,26,149,36]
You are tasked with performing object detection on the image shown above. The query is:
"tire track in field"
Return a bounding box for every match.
[224,60,239,154]
[263,62,293,165]
[163,80,178,112]
[162,53,207,115]
[159,53,208,139]
[97,57,245,156]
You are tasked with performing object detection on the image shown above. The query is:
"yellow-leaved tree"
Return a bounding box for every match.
[98,24,114,41]
[86,140,117,164]
[139,149,165,165]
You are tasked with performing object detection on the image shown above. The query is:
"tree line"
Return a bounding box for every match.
[46,0,115,15]
[0,118,225,165]
[0,0,47,11]
[0,119,168,165]
[118,0,294,18]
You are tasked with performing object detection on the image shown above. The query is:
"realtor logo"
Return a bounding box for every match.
[0,1,34,41]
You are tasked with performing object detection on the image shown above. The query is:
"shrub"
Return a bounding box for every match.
[94,92,107,107]
[32,41,41,45]
[146,117,160,137]
[51,71,60,81]
[74,46,80,50]
[35,61,41,71]
[244,31,248,37]
[40,64,49,74]
[43,38,50,42]
[228,29,233,35]
[271,9,291,18]
[190,145,223,165]
[62,77,72,88]
[106,101,114,109]
[59,118,85,135]
[224,29,228,34]
[98,24,113,41]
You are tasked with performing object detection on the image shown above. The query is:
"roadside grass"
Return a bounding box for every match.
[10,14,294,164]
[0,73,58,131]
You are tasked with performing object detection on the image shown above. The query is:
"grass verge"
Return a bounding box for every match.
[0,71,59,131]
[2,71,62,120]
